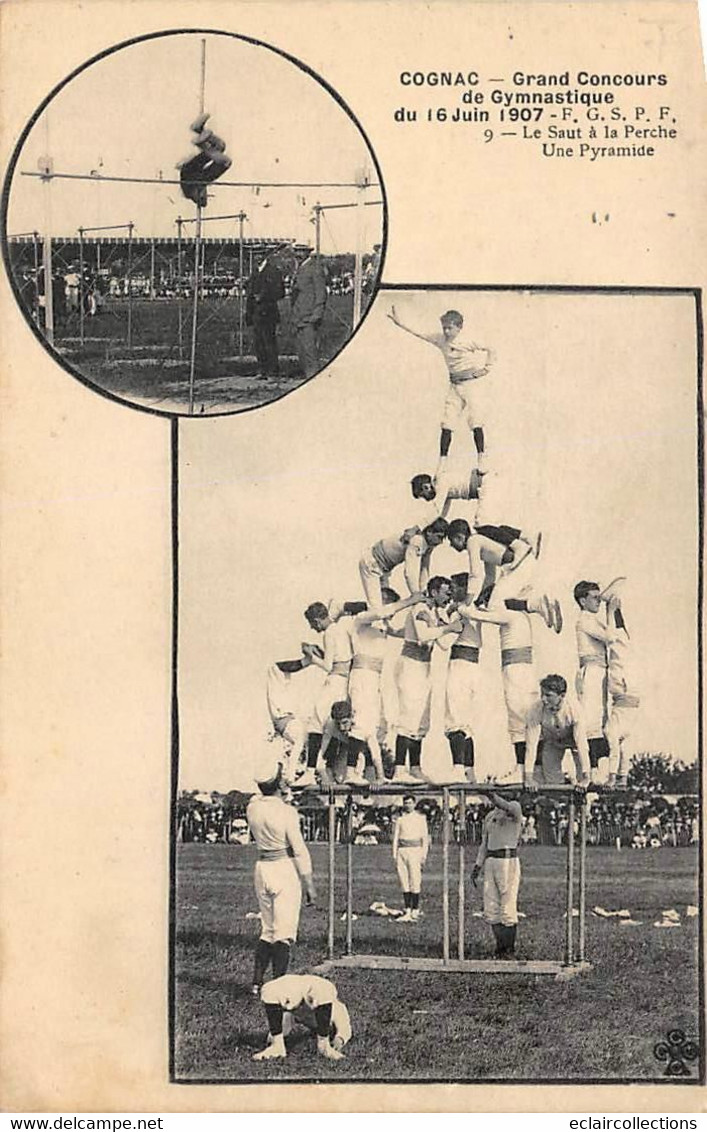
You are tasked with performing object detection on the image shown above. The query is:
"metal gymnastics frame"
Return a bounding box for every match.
[24,167,382,415]
[310,781,592,981]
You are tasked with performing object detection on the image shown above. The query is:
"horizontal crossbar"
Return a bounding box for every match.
[314,956,592,978]
[296,782,586,797]
[21,171,379,190]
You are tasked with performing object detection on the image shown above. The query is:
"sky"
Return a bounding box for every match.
[176,287,700,792]
[6,31,382,254]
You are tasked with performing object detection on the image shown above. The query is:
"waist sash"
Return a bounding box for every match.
[501,646,533,667]
[401,640,432,663]
[258,847,295,861]
[451,643,480,663]
[579,654,607,669]
[330,660,352,678]
[612,692,640,709]
[399,838,424,848]
[352,654,384,674]
[486,847,518,859]
[449,369,481,384]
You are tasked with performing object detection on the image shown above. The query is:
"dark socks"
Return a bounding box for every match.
[307,732,323,768]
[395,735,409,766]
[264,1003,284,1037]
[271,940,291,978]
[447,729,466,765]
[253,939,273,986]
[408,738,422,768]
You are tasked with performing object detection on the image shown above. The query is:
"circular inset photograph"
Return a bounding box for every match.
[3,31,386,416]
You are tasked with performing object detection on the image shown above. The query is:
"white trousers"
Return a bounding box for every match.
[576,663,607,740]
[349,666,383,741]
[502,662,536,742]
[395,656,432,739]
[254,859,302,943]
[312,671,350,731]
[444,657,479,734]
[483,857,520,925]
[396,847,424,894]
[441,379,483,431]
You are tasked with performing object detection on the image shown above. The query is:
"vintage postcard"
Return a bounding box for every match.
[1,0,704,1114]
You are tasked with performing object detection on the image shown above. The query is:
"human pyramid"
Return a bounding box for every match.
[265,304,640,793]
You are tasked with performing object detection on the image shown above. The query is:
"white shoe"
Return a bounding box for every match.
[253,1038,286,1061]
[465,767,477,785]
[317,1038,345,1061]
[392,767,415,784]
[448,764,467,783]
[409,766,430,783]
[410,909,420,921]
[398,910,414,923]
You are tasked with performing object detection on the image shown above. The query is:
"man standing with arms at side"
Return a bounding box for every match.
[472,790,523,958]
[290,248,328,378]
[392,794,430,922]
[246,245,287,379]
[247,754,316,996]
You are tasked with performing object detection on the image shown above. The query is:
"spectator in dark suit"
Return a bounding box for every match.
[246,246,288,378]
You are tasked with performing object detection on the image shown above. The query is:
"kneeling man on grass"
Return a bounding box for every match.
[253,973,351,1062]
[472,790,523,958]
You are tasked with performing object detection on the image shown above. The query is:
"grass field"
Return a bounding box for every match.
[51,294,357,413]
[174,842,701,1084]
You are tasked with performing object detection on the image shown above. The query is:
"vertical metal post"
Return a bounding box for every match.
[188,206,202,416]
[353,181,365,327]
[78,228,85,345]
[457,788,466,960]
[176,219,184,361]
[578,793,587,964]
[442,787,450,964]
[346,798,353,956]
[313,204,321,255]
[150,237,155,299]
[238,211,245,358]
[41,168,55,345]
[327,793,336,960]
[32,232,40,324]
[126,222,134,348]
[565,795,576,965]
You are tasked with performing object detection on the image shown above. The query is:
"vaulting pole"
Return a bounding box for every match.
[188,207,202,415]
[188,39,207,416]
[346,797,354,956]
[578,794,587,964]
[328,793,336,960]
[442,787,450,964]
[565,795,576,965]
[457,788,466,961]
